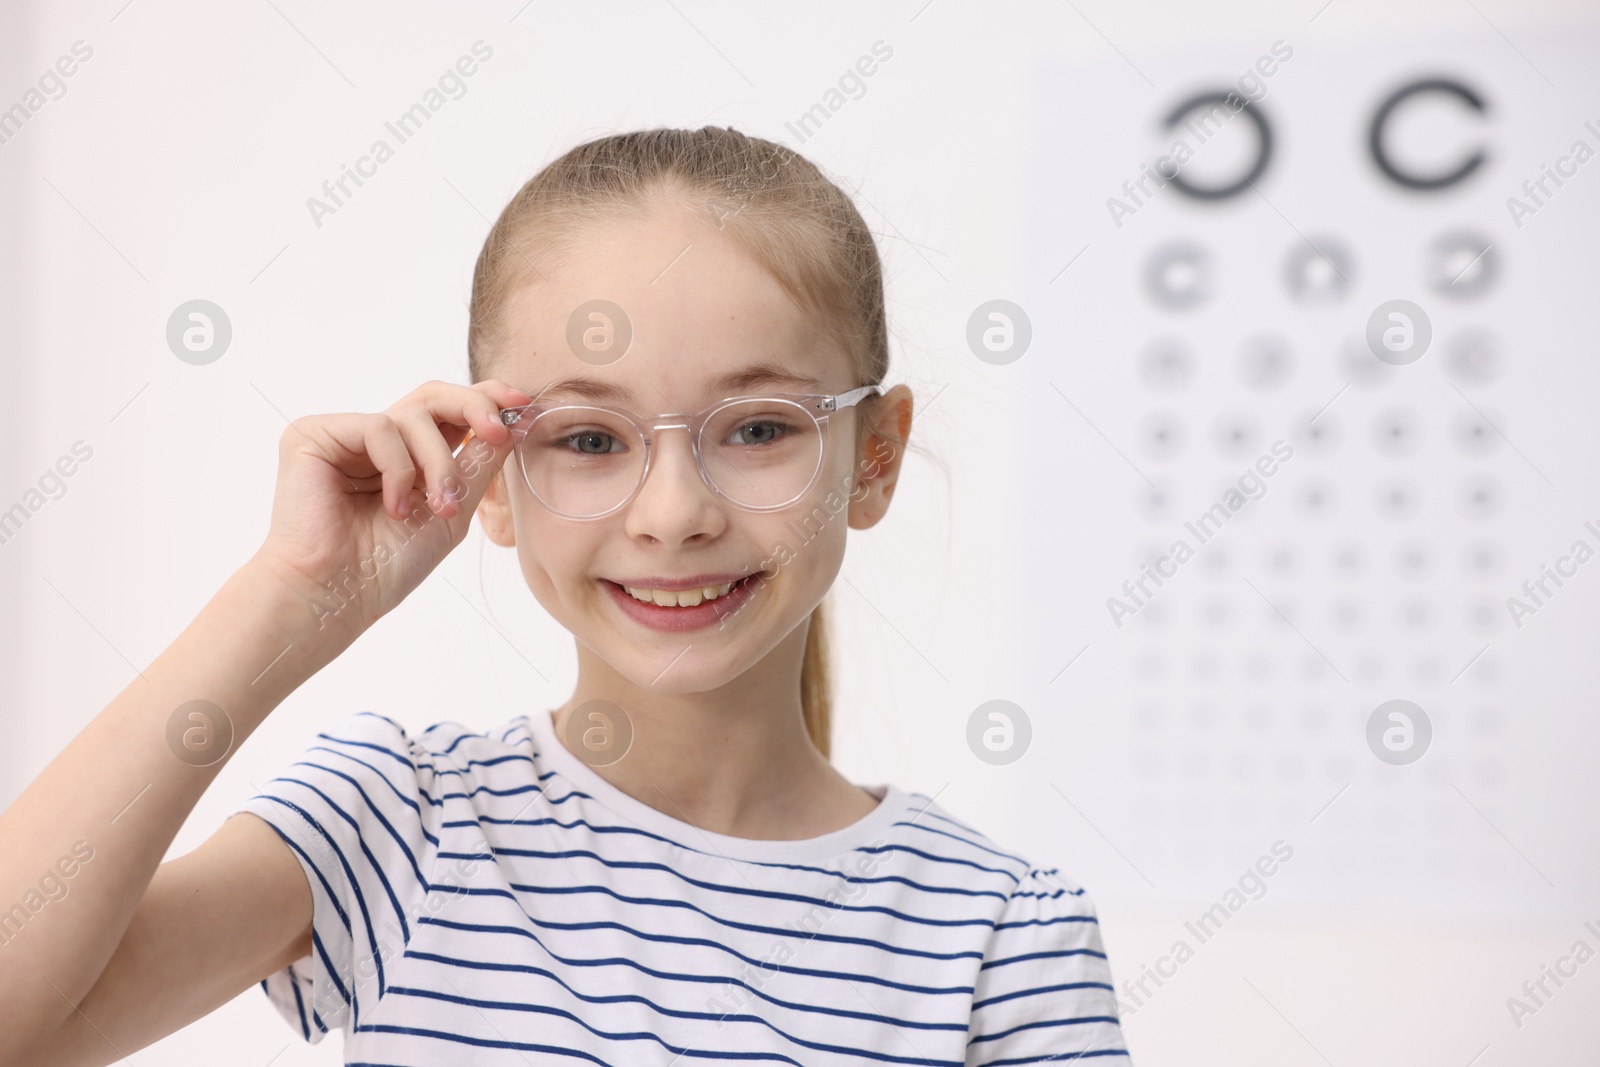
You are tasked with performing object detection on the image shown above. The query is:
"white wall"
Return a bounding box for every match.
[2,1,1595,1064]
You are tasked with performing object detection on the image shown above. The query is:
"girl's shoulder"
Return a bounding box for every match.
[303,708,542,782]
[235,709,544,874]
[873,790,1110,947]
[328,708,534,756]
[891,790,1095,894]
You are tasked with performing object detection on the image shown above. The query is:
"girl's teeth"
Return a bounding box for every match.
[624,581,736,607]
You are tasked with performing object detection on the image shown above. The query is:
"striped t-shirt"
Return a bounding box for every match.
[237,709,1130,1065]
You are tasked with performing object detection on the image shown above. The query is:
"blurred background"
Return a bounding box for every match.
[2,1,1597,1064]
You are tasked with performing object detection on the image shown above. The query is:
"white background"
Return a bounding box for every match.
[1,1,1596,1064]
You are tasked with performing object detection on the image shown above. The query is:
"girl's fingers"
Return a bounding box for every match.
[360,415,420,519]
[478,377,534,409]
[390,380,528,442]
[392,406,466,515]
[385,380,531,517]
[286,412,416,518]
[287,381,530,522]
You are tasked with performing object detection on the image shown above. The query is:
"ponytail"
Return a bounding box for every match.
[800,600,832,759]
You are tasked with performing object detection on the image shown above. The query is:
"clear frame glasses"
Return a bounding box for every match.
[497,385,881,519]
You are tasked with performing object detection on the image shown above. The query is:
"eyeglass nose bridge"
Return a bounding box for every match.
[631,415,729,506]
[637,417,695,442]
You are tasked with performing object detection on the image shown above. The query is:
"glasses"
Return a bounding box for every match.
[497,385,881,519]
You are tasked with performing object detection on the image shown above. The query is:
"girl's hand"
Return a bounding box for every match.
[250,378,531,641]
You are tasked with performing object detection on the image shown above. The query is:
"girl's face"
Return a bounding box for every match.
[476,201,907,696]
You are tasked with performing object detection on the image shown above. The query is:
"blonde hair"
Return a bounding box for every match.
[466,126,893,759]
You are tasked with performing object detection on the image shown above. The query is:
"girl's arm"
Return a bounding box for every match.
[0,379,530,1065]
[0,558,346,1066]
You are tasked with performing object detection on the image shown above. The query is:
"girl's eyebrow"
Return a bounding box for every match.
[525,362,826,405]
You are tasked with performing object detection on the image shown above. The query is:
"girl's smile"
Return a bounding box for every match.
[599,572,763,632]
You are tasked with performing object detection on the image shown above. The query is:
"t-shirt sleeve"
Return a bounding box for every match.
[234,711,443,1044]
[965,866,1130,1065]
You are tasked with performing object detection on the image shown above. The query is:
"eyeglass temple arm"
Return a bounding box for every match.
[818,384,882,412]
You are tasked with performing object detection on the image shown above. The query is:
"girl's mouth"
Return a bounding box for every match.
[599,574,762,633]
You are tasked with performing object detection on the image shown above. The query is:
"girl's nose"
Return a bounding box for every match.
[622,428,726,544]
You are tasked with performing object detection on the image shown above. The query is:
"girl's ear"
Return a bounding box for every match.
[847,384,914,531]
[476,466,517,547]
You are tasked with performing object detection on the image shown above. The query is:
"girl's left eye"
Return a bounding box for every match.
[729,421,791,446]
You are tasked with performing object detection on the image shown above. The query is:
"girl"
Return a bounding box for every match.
[0,126,1129,1065]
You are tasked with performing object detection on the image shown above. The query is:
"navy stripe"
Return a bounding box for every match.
[499,878,999,931]
[980,947,1108,971]
[397,948,967,1032]
[971,981,1117,1012]
[441,883,992,958]
[859,843,1022,884]
[992,915,1100,933]
[443,812,1010,896]
[436,844,1012,906]
[358,1022,805,1066]
[309,928,350,1013]
[972,1052,1130,1066]
[286,968,309,1042]
[418,914,974,997]
[360,1017,963,1067]
[967,1015,1123,1046]
[892,818,1032,868]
